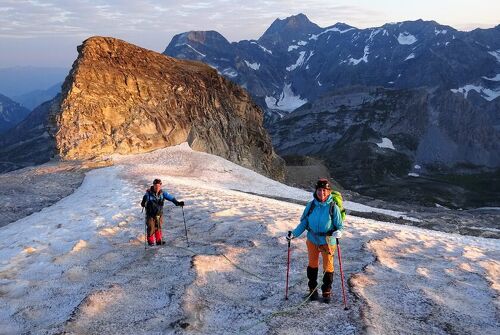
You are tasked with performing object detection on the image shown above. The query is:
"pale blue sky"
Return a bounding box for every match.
[0,0,499,67]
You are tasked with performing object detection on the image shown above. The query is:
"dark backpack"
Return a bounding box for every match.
[145,191,164,217]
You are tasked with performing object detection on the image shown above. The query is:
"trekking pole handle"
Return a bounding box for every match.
[287,231,292,248]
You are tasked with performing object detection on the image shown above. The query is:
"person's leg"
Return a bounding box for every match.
[146,216,156,245]
[320,245,335,302]
[306,240,320,300]
[155,216,165,245]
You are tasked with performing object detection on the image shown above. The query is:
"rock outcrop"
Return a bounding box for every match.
[0,37,285,180]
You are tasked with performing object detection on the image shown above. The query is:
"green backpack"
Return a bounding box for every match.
[331,190,346,221]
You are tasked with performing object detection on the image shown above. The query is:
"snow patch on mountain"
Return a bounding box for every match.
[221,68,238,78]
[404,53,415,61]
[488,50,500,62]
[451,84,500,101]
[367,28,382,42]
[348,45,370,65]
[397,32,417,45]
[287,40,309,52]
[286,51,306,71]
[434,28,448,35]
[265,83,307,112]
[244,61,260,70]
[309,26,354,40]
[305,51,314,63]
[482,74,500,81]
[251,41,272,54]
[377,137,395,150]
[182,43,206,58]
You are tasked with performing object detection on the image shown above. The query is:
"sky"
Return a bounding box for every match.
[0,0,499,68]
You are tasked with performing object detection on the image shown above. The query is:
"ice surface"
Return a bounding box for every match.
[1,143,498,334]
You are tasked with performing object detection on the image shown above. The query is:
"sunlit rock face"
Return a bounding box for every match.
[1,36,285,179]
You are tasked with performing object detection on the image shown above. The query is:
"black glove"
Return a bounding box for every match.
[175,200,184,207]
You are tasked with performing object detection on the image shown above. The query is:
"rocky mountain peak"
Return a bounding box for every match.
[173,30,230,47]
[258,13,321,46]
[1,36,285,179]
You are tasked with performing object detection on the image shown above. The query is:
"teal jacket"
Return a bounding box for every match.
[292,194,343,246]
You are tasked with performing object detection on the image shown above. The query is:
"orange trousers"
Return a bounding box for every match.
[307,239,335,273]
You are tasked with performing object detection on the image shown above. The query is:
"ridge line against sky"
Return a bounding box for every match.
[0,0,499,67]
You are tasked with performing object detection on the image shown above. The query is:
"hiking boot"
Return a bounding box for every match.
[309,289,319,301]
[156,240,166,245]
[148,242,155,246]
[322,272,334,304]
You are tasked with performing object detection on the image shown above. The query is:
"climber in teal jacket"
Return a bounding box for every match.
[287,178,344,303]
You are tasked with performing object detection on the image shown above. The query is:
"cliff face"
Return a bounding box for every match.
[34,36,283,179]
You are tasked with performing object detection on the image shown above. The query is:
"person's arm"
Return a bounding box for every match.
[163,191,184,206]
[291,201,312,238]
[140,193,148,207]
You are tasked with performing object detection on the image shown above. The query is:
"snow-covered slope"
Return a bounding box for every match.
[0,143,499,334]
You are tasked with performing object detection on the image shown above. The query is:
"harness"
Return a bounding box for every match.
[305,201,338,237]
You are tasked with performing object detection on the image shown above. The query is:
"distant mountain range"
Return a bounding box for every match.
[0,93,31,134]
[165,13,500,208]
[12,82,62,110]
[164,14,500,116]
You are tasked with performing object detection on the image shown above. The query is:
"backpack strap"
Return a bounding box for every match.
[306,201,338,236]
[304,201,316,231]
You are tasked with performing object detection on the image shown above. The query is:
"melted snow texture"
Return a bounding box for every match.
[0,143,499,334]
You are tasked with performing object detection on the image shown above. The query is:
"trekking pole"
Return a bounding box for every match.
[285,231,292,300]
[144,219,147,250]
[181,206,189,247]
[336,238,348,310]
[158,215,162,244]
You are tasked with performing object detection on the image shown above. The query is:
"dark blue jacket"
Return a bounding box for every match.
[141,187,177,217]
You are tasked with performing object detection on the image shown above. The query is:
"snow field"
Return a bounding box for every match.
[0,143,498,334]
